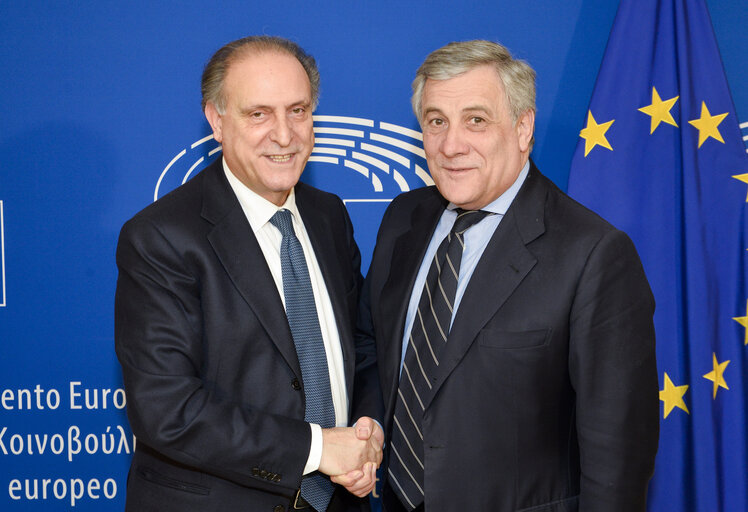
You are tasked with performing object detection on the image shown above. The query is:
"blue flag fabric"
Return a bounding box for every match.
[567,1,748,511]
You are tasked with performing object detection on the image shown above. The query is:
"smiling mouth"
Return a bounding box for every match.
[267,154,293,163]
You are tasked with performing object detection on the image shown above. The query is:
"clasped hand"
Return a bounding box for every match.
[319,417,384,497]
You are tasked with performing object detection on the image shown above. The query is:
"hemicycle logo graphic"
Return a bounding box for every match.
[154,115,433,205]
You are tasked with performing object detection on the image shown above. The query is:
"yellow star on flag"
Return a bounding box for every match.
[659,372,689,418]
[579,111,614,156]
[732,300,748,345]
[688,101,728,148]
[638,87,679,134]
[732,173,748,202]
[703,353,730,399]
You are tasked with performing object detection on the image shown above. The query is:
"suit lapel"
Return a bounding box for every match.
[422,164,548,408]
[200,162,302,380]
[380,190,446,416]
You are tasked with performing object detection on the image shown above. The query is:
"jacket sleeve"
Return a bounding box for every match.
[569,228,659,512]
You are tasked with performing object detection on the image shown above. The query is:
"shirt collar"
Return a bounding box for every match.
[447,159,530,215]
[222,158,299,233]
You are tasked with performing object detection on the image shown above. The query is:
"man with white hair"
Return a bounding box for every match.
[356,40,659,511]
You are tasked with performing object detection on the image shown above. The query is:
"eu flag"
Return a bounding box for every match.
[567,1,748,510]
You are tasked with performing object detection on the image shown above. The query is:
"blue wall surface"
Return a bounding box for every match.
[0,1,745,510]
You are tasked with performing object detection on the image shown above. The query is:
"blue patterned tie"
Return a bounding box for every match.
[270,209,336,511]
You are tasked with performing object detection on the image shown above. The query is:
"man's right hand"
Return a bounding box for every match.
[329,417,384,497]
[319,420,383,477]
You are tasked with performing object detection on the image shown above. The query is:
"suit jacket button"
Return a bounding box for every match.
[291,378,301,390]
[273,506,285,512]
[252,467,260,476]
[260,470,268,478]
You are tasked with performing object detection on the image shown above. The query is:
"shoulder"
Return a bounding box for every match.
[118,164,219,243]
[390,186,443,209]
[295,180,345,210]
[519,165,641,264]
[383,186,444,221]
[295,181,351,229]
[528,166,621,240]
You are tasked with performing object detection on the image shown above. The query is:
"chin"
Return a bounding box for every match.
[441,189,479,208]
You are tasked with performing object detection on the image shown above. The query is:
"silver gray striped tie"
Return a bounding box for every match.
[387,209,490,510]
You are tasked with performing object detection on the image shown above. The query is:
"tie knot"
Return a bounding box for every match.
[452,208,490,235]
[270,209,295,237]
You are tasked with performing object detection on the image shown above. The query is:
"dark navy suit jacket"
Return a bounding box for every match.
[357,161,659,512]
[115,159,374,511]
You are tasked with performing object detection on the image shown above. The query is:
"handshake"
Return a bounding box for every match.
[320,417,384,497]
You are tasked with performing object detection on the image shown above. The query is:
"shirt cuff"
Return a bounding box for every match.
[303,423,323,475]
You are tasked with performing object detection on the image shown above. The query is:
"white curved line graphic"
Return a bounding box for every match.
[380,122,423,141]
[351,151,390,174]
[191,134,214,148]
[393,170,409,192]
[313,147,347,156]
[314,127,364,138]
[315,138,355,147]
[344,160,369,178]
[415,164,435,186]
[314,115,374,127]
[359,143,410,168]
[370,133,426,158]
[155,149,187,201]
[372,174,383,192]
[183,157,205,184]
[309,156,339,165]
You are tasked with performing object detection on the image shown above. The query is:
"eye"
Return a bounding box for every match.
[291,107,305,115]
[249,111,265,119]
[427,118,445,128]
[468,116,485,125]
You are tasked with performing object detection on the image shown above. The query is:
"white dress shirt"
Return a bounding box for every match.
[223,160,348,475]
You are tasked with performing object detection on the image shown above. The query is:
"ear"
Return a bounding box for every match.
[516,109,535,153]
[204,102,223,143]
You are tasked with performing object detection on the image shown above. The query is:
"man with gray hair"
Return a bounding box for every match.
[115,36,382,512]
[356,40,659,511]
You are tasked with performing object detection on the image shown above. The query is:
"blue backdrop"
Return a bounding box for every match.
[1,1,745,510]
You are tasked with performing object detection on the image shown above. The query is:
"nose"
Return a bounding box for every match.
[270,116,293,147]
[439,125,469,157]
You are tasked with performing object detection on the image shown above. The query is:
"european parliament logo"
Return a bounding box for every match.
[1,200,5,307]
[154,115,432,202]
[155,115,431,265]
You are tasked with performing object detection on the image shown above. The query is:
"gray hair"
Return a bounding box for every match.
[412,40,536,134]
[201,35,320,114]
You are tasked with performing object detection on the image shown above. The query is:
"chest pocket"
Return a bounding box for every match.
[478,328,550,349]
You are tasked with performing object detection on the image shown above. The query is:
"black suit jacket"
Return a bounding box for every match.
[358,161,659,511]
[115,160,372,511]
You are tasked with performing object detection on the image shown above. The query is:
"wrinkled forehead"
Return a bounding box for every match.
[421,65,508,116]
[223,51,312,104]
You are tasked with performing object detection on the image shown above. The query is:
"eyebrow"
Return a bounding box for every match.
[422,106,443,117]
[461,105,492,115]
[422,105,493,117]
[239,99,311,113]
